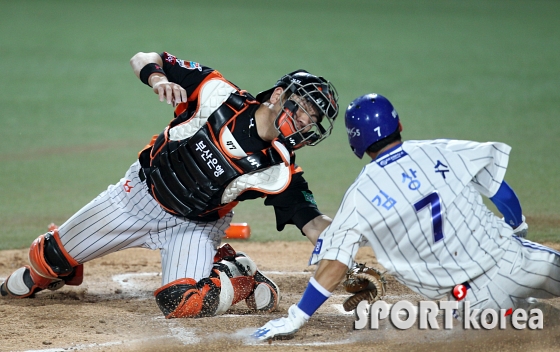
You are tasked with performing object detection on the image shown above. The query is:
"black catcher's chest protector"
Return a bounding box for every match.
[141,91,285,219]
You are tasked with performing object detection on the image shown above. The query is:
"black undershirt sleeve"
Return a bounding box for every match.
[158,52,215,96]
[264,171,323,233]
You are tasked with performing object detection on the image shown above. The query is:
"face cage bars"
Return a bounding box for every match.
[275,80,339,148]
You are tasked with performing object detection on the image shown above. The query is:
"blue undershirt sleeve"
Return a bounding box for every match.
[489,180,523,228]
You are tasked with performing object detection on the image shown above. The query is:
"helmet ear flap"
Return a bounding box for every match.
[275,100,298,130]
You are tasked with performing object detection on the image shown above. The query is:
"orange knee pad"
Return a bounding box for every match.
[155,244,261,319]
[28,230,82,285]
[154,274,256,319]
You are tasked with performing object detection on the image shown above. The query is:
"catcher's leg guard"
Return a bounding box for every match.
[245,271,280,312]
[154,248,257,318]
[212,253,257,315]
[1,266,52,298]
[215,244,280,313]
[154,277,222,318]
[1,230,83,298]
[243,260,280,312]
[213,243,237,263]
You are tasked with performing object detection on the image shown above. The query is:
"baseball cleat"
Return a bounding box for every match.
[252,304,308,341]
[47,279,66,291]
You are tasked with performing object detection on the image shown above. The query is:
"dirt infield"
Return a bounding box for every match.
[1,241,559,352]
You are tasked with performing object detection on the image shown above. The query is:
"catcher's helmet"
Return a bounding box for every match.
[344,93,400,159]
[256,70,339,150]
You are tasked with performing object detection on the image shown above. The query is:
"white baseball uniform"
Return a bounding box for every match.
[58,160,232,285]
[310,139,560,310]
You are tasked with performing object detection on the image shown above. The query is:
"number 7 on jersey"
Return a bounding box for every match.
[413,192,444,243]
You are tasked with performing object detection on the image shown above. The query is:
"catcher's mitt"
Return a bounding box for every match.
[342,263,386,312]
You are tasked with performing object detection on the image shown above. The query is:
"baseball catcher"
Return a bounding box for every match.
[1,51,339,320]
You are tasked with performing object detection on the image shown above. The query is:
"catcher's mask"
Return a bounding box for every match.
[257,70,339,150]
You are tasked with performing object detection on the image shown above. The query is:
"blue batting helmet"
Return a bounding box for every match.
[344,93,400,159]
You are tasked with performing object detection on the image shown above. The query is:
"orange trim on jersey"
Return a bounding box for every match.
[141,71,297,219]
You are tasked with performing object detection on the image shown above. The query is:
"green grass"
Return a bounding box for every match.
[0,0,559,249]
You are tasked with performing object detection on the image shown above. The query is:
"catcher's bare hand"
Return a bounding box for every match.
[151,76,187,106]
[342,263,386,312]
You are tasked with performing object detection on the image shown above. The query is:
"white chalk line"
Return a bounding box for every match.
[261,271,312,275]
[111,271,358,347]
[270,339,354,346]
[167,323,201,344]
[17,271,364,351]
